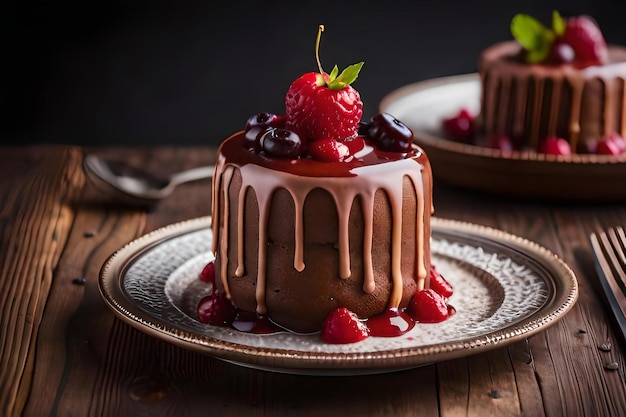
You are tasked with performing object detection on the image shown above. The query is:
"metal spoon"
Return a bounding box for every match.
[83,154,214,203]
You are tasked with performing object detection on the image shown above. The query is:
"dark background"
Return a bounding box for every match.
[3,0,626,147]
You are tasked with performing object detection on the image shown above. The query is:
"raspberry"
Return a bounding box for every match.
[561,15,608,67]
[407,289,449,323]
[595,133,626,155]
[285,72,363,143]
[285,26,364,143]
[539,137,571,155]
[321,307,369,344]
[442,108,475,143]
[429,266,453,298]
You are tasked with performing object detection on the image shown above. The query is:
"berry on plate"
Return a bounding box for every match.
[429,265,453,298]
[321,307,369,344]
[539,137,571,155]
[595,133,626,155]
[442,108,475,143]
[285,25,364,143]
[197,293,236,326]
[407,289,450,323]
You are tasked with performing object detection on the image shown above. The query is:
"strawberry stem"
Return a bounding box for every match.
[315,24,325,76]
[312,24,364,90]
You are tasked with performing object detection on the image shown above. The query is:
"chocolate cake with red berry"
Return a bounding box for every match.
[200,26,453,343]
[447,11,626,155]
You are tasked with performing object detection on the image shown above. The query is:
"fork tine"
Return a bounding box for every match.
[590,232,626,317]
[606,227,626,296]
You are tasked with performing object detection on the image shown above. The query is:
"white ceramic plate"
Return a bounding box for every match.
[99,216,578,375]
[380,73,626,201]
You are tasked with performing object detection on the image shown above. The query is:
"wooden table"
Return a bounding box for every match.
[1,145,625,417]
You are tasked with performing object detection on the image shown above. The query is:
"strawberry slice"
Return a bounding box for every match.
[307,138,350,162]
[407,289,449,323]
[285,25,364,143]
[342,135,366,155]
[429,266,453,298]
[321,307,369,344]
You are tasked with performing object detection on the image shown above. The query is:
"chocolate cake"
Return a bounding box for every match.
[444,11,626,155]
[478,41,626,153]
[211,132,433,333]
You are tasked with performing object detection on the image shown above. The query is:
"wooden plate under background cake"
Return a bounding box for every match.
[380,73,626,201]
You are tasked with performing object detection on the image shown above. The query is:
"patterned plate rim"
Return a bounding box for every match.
[98,216,578,374]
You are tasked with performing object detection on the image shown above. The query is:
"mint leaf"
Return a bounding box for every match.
[328,65,339,83]
[511,14,546,49]
[511,13,555,63]
[327,62,364,90]
[525,42,550,62]
[552,10,565,36]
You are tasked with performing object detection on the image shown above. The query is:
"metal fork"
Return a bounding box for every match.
[590,227,626,342]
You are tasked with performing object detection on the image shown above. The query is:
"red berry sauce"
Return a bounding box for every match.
[232,310,281,334]
[196,262,281,334]
[219,132,424,178]
[366,308,415,337]
[196,260,455,343]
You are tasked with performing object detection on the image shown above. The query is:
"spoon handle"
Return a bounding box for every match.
[169,165,215,186]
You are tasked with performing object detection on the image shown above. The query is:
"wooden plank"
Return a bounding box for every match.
[548,207,626,416]
[507,341,545,417]
[0,146,84,417]
[438,358,471,416]
[466,349,521,417]
[22,208,146,417]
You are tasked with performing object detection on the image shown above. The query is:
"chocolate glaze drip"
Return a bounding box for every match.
[478,41,626,152]
[211,133,433,332]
